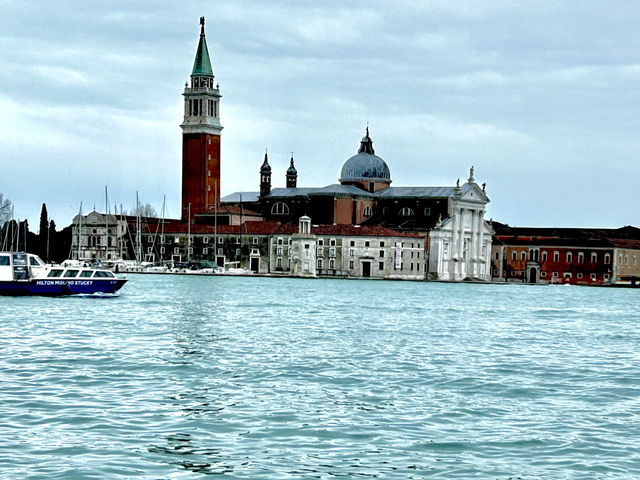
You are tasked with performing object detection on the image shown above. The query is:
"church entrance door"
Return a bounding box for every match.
[250,257,259,273]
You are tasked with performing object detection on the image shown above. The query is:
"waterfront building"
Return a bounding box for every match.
[491,223,640,286]
[223,132,493,281]
[71,211,127,261]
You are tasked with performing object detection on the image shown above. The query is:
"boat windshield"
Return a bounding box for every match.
[29,255,44,266]
[79,271,93,278]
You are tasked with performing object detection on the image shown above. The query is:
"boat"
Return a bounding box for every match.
[0,252,127,296]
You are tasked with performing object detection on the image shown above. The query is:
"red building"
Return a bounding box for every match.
[180,17,223,220]
[491,223,640,285]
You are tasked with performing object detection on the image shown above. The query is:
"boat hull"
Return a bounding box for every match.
[0,278,127,296]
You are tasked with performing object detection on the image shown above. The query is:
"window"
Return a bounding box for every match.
[174,247,179,254]
[218,237,224,244]
[160,235,165,243]
[251,249,259,255]
[380,241,385,247]
[365,241,370,247]
[63,270,79,278]
[634,255,637,266]
[271,202,289,215]
[278,237,284,245]
[253,237,258,245]
[379,261,384,270]
[330,239,336,246]
[495,251,500,260]
[521,252,526,262]
[203,237,209,244]
[29,256,42,266]
[318,239,323,246]
[566,252,572,263]
[577,273,583,279]
[553,251,559,262]
[276,246,283,255]
[399,207,414,216]
[325,258,335,269]
[349,248,355,256]
[541,271,546,278]
[276,257,282,268]
[604,253,611,264]
[317,247,323,255]
[0,255,10,266]
[160,247,165,254]
[511,251,517,261]
[590,273,597,280]
[363,206,373,217]
[349,260,354,269]
[591,252,597,263]
[329,247,336,257]
[553,272,558,277]
[203,248,208,255]
[424,207,431,216]
[619,254,623,264]
[189,236,194,244]
[235,237,240,244]
[624,255,629,265]
[604,274,610,281]
[217,248,223,255]
[79,271,93,278]
[317,258,323,269]
[379,250,384,258]
[578,252,584,263]
[443,242,449,257]
[350,240,355,247]
[235,249,241,256]
[47,270,63,277]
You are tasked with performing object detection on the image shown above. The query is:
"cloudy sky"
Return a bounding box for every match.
[1,0,638,229]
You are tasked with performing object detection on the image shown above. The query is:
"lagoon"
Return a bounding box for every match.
[1,275,639,479]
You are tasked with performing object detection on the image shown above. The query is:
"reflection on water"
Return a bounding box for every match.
[0,275,639,478]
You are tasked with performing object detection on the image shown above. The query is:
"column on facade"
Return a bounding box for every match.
[458,208,465,279]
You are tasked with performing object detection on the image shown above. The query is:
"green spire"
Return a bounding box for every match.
[191,17,214,77]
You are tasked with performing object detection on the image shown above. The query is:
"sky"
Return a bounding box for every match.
[1,0,639,229]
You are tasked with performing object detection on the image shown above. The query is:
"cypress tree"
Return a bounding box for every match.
[39,203,49,260]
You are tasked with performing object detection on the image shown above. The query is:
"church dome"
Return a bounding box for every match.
[339,128,391,184]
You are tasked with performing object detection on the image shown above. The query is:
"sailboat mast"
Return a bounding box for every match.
[187,202,191,262]
[78,202,83,260]
[105,186,109,261]
[160,195,165,263]
[135,192,141,263]
[214,181,217,262]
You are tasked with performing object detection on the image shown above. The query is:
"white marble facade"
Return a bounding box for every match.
[428,174,493,281]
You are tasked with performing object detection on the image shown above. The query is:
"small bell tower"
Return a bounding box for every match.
[260,152,272,198]
[180,17,223,220]
[286,154,298,188]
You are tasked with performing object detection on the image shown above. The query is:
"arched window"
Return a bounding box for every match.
[271,202,289,215]
[399,207,414,217]
[329,258,335,269]
[382,207,389,217]
[363,206,373,217]
[317,258,323,269]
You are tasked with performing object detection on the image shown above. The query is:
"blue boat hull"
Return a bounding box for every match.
[0,278,127,296]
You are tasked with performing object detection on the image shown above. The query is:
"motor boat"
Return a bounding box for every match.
[0,252,127,296]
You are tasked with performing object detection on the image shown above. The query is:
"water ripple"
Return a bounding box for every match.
[0,276,639,479]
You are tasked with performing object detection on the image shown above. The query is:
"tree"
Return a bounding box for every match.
[39,203,49,260]
[130,203,158,218]
[0,193,12,226]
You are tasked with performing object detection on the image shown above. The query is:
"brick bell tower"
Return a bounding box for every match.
[181,17,223,220]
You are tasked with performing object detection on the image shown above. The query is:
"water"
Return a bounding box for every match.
[1,276,639,479]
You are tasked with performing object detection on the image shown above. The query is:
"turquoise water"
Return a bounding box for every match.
[1,276,639,479]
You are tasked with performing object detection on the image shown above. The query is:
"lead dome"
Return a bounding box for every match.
[339,128,391,185]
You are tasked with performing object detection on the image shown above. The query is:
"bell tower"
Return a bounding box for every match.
[181,17,223,220]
